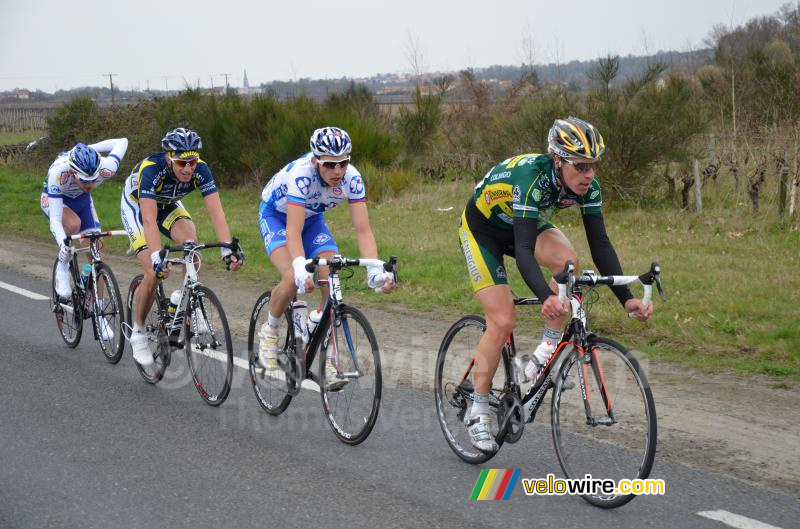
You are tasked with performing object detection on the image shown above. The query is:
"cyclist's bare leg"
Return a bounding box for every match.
[133,249,158,327]
[169,217,200,274]
[312,250,336,313]
[266,246,298,320]
[473,284,516,395]
[533,228,579,330]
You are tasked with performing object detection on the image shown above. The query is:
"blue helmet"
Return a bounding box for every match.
[161,127,202,152]
[310,127,352,157]
[68,143,102,182]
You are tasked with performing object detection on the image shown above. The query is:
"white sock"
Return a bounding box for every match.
[470,392,490,417]
[267,312,282,328]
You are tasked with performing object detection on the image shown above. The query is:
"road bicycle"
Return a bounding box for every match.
[125,239,243,406]
[247,255,397,445]
[435,261,665,508]
[50,230,126,363]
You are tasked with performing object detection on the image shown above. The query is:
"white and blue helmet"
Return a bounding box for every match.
[68,143,102,182]
[310,127,352,157]
[161,127,202,153]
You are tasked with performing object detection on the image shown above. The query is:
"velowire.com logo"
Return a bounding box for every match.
[469,469,521,500]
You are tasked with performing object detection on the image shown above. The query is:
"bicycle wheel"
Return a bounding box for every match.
[247,291,294,415]
[127,274,168,384]
[93,263,125,363]
[319,305,381,445]
[551,336,657,509]
[184,286,233,406]
[51,257,82,348]
[434,315,510,464]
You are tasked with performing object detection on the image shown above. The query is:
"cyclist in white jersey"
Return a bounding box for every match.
[257,127,395,387]
[41,138,129,302]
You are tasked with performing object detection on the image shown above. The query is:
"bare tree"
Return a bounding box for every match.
[405,31,427,86]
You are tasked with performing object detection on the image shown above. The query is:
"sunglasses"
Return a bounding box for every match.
[317,157,350,170]
[170,157,199,169]
[562,158,597,173]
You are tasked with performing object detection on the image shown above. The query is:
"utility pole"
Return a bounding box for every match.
[106,73,117,105]
[222,73,231,89]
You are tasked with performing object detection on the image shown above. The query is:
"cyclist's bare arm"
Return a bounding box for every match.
[349,201,395,293]
[202,192,241,270]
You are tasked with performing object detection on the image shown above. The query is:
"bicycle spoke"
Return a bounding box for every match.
[434,315,506,464]
[247,291,294,415]
[551,337,657,508]
[184,286,233,406]
[320,306,381,445]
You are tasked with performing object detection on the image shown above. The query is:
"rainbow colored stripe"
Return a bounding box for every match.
[470,469,521,500]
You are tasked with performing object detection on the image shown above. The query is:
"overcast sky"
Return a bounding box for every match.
[0,0,793,92]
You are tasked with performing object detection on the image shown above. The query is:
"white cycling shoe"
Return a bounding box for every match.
[465,412,499,453]
[258,325,279,370]
[55,263,72,298]
[98,317,114,341]
[130,331,153,366]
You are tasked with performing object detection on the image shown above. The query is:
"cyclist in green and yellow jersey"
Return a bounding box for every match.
[457,116,654,453]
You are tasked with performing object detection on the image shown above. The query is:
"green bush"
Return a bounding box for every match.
[359,161,418,202]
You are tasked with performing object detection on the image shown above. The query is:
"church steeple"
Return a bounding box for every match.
[243,69,249,89]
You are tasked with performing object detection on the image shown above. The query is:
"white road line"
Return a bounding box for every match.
[189,345,321,392]
[697,510,783,529]
[0,280,49,301]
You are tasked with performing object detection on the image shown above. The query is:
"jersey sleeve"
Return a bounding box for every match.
[193,162,219,197]
[346,167,366,203]
[511,172,542,221]
[46,164,66,198]
[136,161,160,200]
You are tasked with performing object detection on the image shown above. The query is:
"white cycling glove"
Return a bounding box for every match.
[367,264,393,290]
[292,256,310,293]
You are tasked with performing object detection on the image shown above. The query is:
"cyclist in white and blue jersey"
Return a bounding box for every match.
[257,127,395,383]
[41,138,129,302]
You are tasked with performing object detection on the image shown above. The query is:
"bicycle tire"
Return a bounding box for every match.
[183,285,234,406]
[434,315,509,464]
[247,291,294,415]
[319,305,381,445]
[51,257,83,348]
[551,336,657,509]
[126,274,168,384]
[93,263,125,363]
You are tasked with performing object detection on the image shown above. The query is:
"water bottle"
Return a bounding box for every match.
[292,300,309,343]
[168,290,182,320]
[167,290,183,347]
[80,263,91,286]
[307,309,323,337]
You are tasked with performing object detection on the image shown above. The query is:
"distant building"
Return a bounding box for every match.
[14,89,30,100]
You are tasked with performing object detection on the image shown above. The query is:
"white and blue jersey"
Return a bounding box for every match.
[40,137,128,245]
[258,153,367,257]
[260,152,366,217]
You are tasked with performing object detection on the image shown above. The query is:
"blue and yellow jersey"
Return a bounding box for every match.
[123,152,218,205]
[471,153,602,229]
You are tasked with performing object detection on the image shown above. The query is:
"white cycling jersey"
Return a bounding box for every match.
[260,152,366,218]
[42,137,128,244]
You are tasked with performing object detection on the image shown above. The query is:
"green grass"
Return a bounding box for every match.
[0,131,44,146]
[3,164,799,380]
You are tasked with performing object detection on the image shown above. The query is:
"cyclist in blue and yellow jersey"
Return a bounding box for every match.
[257,126,395,388]
[121,127,243,366]
[457,116,653,453]
[41,138,129,306]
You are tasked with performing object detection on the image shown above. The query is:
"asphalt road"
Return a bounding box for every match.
[1,264,797,529]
